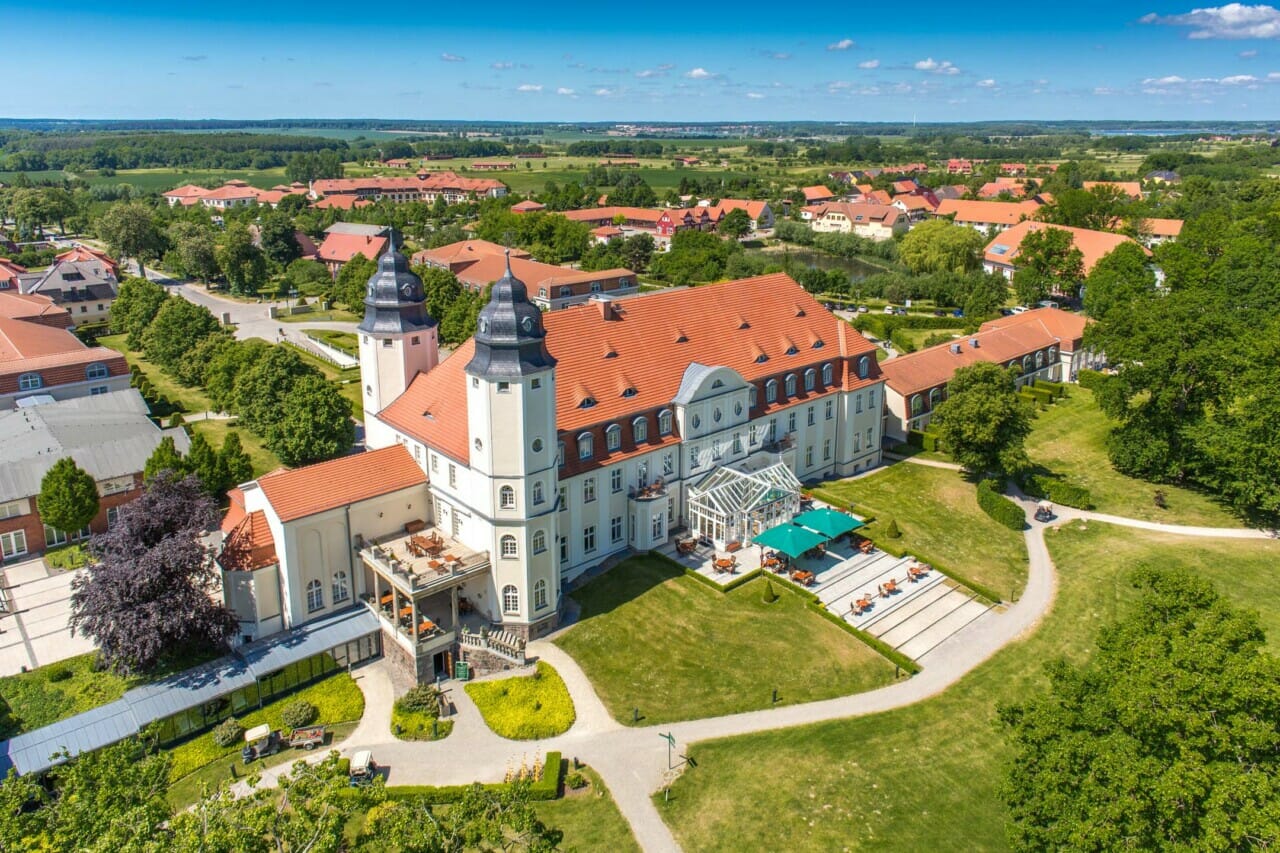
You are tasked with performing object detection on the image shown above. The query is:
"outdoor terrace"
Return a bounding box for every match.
[357,527,490,597]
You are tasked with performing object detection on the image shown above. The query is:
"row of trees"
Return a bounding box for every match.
[0,131,349,172]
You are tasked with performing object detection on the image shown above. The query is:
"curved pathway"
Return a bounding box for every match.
[241,496,1269,851]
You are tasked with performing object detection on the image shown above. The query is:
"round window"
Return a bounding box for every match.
[478,318,489,334]
[713,408,722,423]
[734,402,743,416]
[691,414,701,429]
[474,438,484,451]
[532,438,544,452]
[521,316,534,333]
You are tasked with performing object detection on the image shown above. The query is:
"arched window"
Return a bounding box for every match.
[632,417,648,443]
[557,442,565,467]
[785,374,797,396]
[502,584,519,613]
[532,530,546,553]
[857,356,870,379]
[500,535,518,558]
[804,368,816,391]
[929,388,943,408]
[1022,354,1033,373]
[331,571,349,604]
[1048,345,1058,362]
[910,395,924,416]
[18,373,42,391]
[749,385,759,407]
[305,579,323,612]
[578,432,594,460]
[1035,351,1045,369]
[534,579,548,609]
[765,379,778,403]
[1009,360,1020,370]
[532,480,545,505]
[821,363,833,385]
[499,485,516,509]
[606,424,622,451]
[85,362,109,381]
[658,409,673,435]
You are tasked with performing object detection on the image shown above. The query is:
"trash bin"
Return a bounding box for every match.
[454,660,471,681]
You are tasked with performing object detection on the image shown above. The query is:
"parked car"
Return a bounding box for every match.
[883,305,896,314]
[999,307,1014,316]
[241,725,283,764]
[1011,305,1030,314]
[1036,300,1060,309]
[857,305,868,313]
[349,750,377,786]
[1035,501,1055,522]
[953,309,964,317]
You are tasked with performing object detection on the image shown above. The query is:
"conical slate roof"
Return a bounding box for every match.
[464,251,556,379]
[357,232,435,335]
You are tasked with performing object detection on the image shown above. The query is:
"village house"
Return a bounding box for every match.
[510,199,546,214]
[946,158,974,174]
[1136,217,1183,247]
[314,224,389,278]
[1082,180,1143,200]
[703,199,775,232]
[891,192,940,221]
[934,199,1042,234]
[472,162,515,171]
[0,390,189,562]
[310,172,508,206]
[0,314,129,409]
[162,180,260,209]
[809,203,907,241]
[982,220,1146,280]
[801,185,836,205]
[18,257,119,326]
[0,259,28,290]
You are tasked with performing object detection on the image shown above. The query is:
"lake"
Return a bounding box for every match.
[746,248,884,285]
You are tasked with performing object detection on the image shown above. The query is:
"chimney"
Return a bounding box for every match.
[969,338,980,348]
[950,343,961,354]
[594,296,620,321]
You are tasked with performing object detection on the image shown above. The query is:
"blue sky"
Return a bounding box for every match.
[2,0,1278,120]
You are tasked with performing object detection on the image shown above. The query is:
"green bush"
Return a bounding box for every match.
[1076,369,1107,391]
[566,771,587,790]
[1026,386,1054,406]
[46,667,72,683]
[212,717,243,748]
[1034,379,1067,399]
[1021,474,1094,510]
[281,699,317,729]
[906,430,926,448]
[884,518,902,539]
[167,412,185,428]
[762,579,779,603]
[464,662,576,740]
[976,479,1026,531]
[395,685,441,716]
[921,431,942,452]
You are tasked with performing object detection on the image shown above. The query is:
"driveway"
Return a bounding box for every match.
[0,559,96,676]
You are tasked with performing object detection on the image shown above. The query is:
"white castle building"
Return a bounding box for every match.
[218,243,886,681]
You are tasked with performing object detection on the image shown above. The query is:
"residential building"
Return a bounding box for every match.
[891,179,918,194]
[314,224,389,278]
[1000,163,1028,176]
[978,178,1028,199]
[935,199,1042,234]
[471,161,515,171]
[0,291,72,329]
[1144,170,1180,184]
[0,259,27,290]
[54,245,119,279]
[982,221,1146,280]
[0,389,189,561]
[413,240,637,311]
[310,172,508,205]
[879,308,1094,440]
[1082,181,1143,199]
[891,192,940,221]
[510,199,546,214]
[703,199,775,231]
[162,180,259,209]
[801,185,835,205]
[809,203,907,241]
[18,258,119,326]
[946,159,974,174]
[562,206,715,242]
[1136,217,1184,247]
[0,315,129,408]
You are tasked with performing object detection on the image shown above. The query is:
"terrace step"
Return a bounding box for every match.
[895,598,993,660]
[853,578,953,635]
[874,588,975,647]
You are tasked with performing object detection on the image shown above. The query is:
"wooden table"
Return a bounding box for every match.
[791,570,815,586]
[417,619,436,635]
[379,592,393,607]
[399,605,413,619]
[713,558,735,574]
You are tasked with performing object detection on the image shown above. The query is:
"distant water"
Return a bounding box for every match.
[748,248,883,284]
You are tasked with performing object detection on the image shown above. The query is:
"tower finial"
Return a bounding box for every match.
[504,247,513,277]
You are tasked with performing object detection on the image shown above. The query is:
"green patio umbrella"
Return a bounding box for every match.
[793,507,863,540]
[751,524,828,559]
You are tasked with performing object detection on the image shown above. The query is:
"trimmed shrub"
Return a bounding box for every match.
[921,431,942,452]
[884,518,902,539]
[1076,368,1107,391]
[566,771,587,790]
[281,699,317,729]
[1021,474,1094,510]
[167,412,185,428]
[906,430,927,448]
[212,717,244,748]
[762,579,779,603]
[395,685,441,716]
[976,479,1026,531]
[1034,379,1067,399]
[46,667,72,683]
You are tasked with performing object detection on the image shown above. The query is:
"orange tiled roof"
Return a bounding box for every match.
[983,221,1146,275]
[511,199,546,212]
[53,246,118,276]
[311,195,371,210]
[705,199,770,221]
[218,510,278,571]
[936,199,1041,226]
[979,306,1089,349]
[412,240,529,269]
[256,445,426,523]
[0,291,72,327]
[818,202,903,225]
[316,232,388,265]
[201,184,260,200]
[377,273,881,469]
[163,184,208,199]
[1083,181,1143,199]
[802,186,834,202]
[1143,217,1183,238]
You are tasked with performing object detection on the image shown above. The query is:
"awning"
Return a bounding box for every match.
[793,507,863,540]
[752,524,828,559]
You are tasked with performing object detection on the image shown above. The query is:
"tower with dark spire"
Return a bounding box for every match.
[464,251,556,380]
[357,229,441,430]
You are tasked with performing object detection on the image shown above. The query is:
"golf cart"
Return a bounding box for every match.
[241,723,282,764]
[348,750,377,786]
[1034,501,1055,523]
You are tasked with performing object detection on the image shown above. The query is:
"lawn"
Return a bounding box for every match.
[277,308,361,323]
[655,523,1280,851]
[1025,387,1241,527]
[166,669,365,806]
[812,463,1029,602]
[279,342,363,421]
[391,707,454,741]
[306,329,358,356]
[43,542,92,571]
[535,766,641,853]
[0,654,133,738]
[465,662,576,740]
[188,418,282,478]
[555,556,898,726]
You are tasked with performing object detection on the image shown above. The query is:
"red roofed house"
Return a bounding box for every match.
[311,172,507,206]
[315,226,390,278]
[510,199,546,214]
[216,244,888,678]
[935,199,1043,234]
[0,291,72,329]
[801,185,835,205]
[879,307,1097,440]
[162,180,259,209]
[0,315,130,408]
[1137,217,1184,247]
[0,259,27,291]
[810,203,907,241]
[702,199,775,232]
[982,221,1147,281]
[54,245,119,278]
[562,206,715,245]
[1083,181,1143,200]
[947,159,974,174]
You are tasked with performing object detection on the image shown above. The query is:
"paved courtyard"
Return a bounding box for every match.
[0,559,95,676]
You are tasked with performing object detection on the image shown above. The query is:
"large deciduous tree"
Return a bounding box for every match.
[256,211,302,270]
[266,373,355,466]
[1083,241,1155,321]
[38,458,100,537]
[898,219,986,274]
[335,253,377,310]
[165,221,219,284]
[930,362,1032,477]
[70,471,236,674]
[1000,567,1280,851]
[216,222,268,296]
[718,208,752,240]
[141,297,221,372]
[1011,225,1083,305]
[96,202,163,279]
[109,276,168,349]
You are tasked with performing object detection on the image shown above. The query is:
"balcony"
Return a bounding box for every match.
[628,479,668,502]
[358,528,490,597]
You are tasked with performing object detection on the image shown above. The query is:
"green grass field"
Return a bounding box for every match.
[812,463,1029,602]
[465,662,576,740]
[656,522,1280,851]
[535,766,641,853]
[1025,387,1239,527]
[0,654,134,738]
[555,556,898,726]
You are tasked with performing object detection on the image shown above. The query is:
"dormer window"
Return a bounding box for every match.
[621,387,637,397]
[712,379,724,389]
[658,409,673,435]
[804,369,816,391]
[85,362,109,381]
[812,339,824,349]
[580,397,597,409]
[786,345,798,356]
[766,379,778,403]
[857,356,870,379]
[821,363,833,385]
[755,353,768,363]
[606,424,622,451]
[633,417,648,442]
[578,433,594,460]
[785,374,797,396]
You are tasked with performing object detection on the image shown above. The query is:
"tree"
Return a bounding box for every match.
[962,272,1009,319]
[1083,242,1155,321]
[1000,567,1280,851]
[216,222,268,296]
[930,362,1032,477]
[171,331,232,389]
[283,258,332,297]
[335,253,377,309]
[232,345,314,433]
[205,338,271,414]
[440,289,483,345]
[143,435,187,481]
[1037,184,1128,231]
[621,232,655,273]
[1011,226,1083,305]
[719,208,752,240]
[141,297,221,371]
[70,471,236,674]
[649,229,738,285]
[361,779,562,852]
[257,211,302,270]
[267,373,355,466]
[420,265,464,322]
[899,219,986,274]
[165,221,219,283]
[184,431,221,498]
[38,458,100,536]
[219,431,253,491]
[96,202,163,279]
[108,275,167,348]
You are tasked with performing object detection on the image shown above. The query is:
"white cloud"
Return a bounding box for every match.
[686,67,714,79]
[594,88,614,96]
[976,78,997,88]
[1270,70,1280,77]
[746,92,766,99]
[914,57,961,75]
[556,87,576,96]
[516,83,542,92]
[440,53,465,62]
[1241,48,1260,55]
[491,61,513,69]
[1094,86,1118,95]
[827,38,856,51]
[1143,75,1188,84]
[1140,4,1280,39]
[767,51,791,60]
[635,68,667,78]
[858,59,880,69]
[1220,73,1260,82]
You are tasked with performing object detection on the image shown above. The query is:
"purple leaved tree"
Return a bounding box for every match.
[70,471,238,675]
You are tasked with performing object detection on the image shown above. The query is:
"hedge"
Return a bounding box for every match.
[682,565,762,592]
[852,314,969,340]
[1032,379,1067,399]
[921,431,943,452]
[1025,386,1055,406]
[976,479,1026,532]
[366,752,564,803]
[905,430,925,449]
[1021,474,1094,510]
[1076,369,1107,391]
